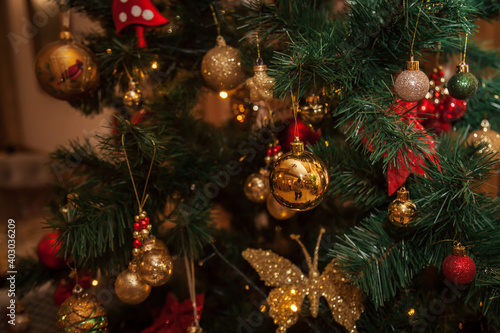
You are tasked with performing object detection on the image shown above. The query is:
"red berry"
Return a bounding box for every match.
[267,149,272,156]
[133,239,142,248]
[144,217,150,223]
[140,219,148,229]
[133,222,140,231]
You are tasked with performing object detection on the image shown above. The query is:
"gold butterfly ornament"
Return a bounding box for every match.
[242,229,364,333]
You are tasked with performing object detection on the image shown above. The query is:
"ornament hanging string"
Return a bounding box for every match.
[181,236,201,330]
[460,33,469,64]
[121,133,156,213]
[209,4,221,36]
[403,0,425,59]
[290,65,303,139]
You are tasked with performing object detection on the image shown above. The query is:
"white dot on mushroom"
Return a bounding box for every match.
[119,12,127,23]
[142,9,154,21]
[131,5,142,17]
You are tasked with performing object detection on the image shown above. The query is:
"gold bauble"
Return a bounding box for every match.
[35,31,99,101]
[246,64,274,102]
[266,194,296,220]
[244,169,270,203]
[467,119,500,199]
[269,137,329,211]
[123,81,142,112]
[394,60,429,102]
[201,35,245,91]
[6,303,31,333]
[56,293,108,332]
[387,187,417,227]
[114,268,152,304]
[137,248,174,287]
[298,94,328,132]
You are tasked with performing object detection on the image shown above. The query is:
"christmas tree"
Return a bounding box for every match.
[14,0,500,332]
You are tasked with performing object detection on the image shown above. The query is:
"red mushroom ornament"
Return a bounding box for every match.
[112,0,169,48]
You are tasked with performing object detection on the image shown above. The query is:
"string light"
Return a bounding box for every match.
[219,91,228,99]
[290,304,298,312]
[151,61,158,69]
[92,279,99,287]
[407,308,415,316]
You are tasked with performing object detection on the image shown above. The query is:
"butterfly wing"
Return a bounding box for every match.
[243,248,308,332]
[320,261,364,333]
[242,249,305,288]
[267,286,306,332]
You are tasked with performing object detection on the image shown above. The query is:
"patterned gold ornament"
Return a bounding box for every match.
[201,35,245,91]
[298,94,328,132]
[242,229,364,333]
[246,63,274,102]
[35,31,99,101]
[244,169,270,203]
[137,243,174,287]
[394,59,429,102]
[387,187,417,227]
[114,266,152,305]
[56,286,108,332]
[270,137,329,211]
[266,194,296,220]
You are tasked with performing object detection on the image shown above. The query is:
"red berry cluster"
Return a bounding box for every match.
[132,212,151,248]
[264,140,283,165]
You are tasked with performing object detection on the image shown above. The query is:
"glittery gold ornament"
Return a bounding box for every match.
[242,229,364,333]
[387,187,417,227]
[467,119,500,199]
[270,137,329,211]
[201,35,245,91]
[244,169,270,203]
[6,303,31,333]
[394,59,429,102]
[123,81,142,112]
[246,62,274,102]
[56,286,108,332]
[298,93,328,132]
[266,194,296,220]
[114,267,152,304]
[35,31,99,101]
[137,246,174,287]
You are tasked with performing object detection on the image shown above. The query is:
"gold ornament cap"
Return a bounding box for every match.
[456,62,470,73]
[481,119,491,131]
[290,136,304,155]
[396,186,410,201]
[406,58,420,70]
[216,35,226,47]
[453,243,466,256]
[59,30,73,40]
[253,64,268,72]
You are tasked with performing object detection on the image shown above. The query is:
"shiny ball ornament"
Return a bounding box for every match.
[447,62,478,100]
[114,268,152,304]
[123,81,142,112]
[137,248,174,287]
[388,187,417,227]
[442,243,476,285]
[467,119,500,156]
[56,290,108,332]
[270,137,329,211]
[394,59,429,102]
[266,194,296,220]
[298,94,328,132]
[37,231,67,269]
[201,35,245,91]
[246,63,274,102]
[35,31,99,101]
[244,170,270,203]
[6,303,31,333]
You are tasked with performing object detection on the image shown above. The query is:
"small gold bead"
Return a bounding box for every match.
[133,231,141,239]
[139,211,147,219]
[147,224,152,231]
[134,215,140,222]
[141,229,150,237]
[132,248,141,256]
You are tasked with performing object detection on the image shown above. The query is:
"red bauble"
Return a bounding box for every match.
[440,96,467,123]
[279,118,320,152]
[417,99,436,123]
[37,231,67,269]
[53,282,73,306]
[425,118,452,136]
[442,244,476,285]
